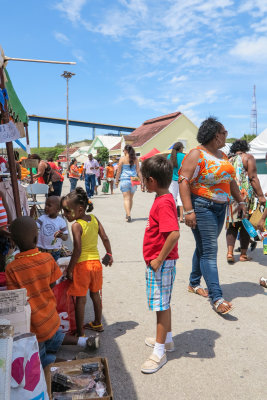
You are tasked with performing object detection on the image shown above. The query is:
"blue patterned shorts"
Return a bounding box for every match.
[146,260,176,311]
[119,180,137,193]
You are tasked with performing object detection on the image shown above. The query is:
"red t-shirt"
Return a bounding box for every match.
[143,193,179,264]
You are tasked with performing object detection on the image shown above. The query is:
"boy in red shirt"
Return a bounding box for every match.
[141,155,180,374]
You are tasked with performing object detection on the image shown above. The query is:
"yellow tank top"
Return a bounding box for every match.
[77,215,100,262]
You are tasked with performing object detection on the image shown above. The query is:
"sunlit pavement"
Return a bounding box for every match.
[58,179,267,400]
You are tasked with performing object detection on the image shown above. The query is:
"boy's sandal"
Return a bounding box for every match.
[227,253,235,264]
[188,285,208,297]
[259,277,267,288]
[239,255,252,262]
[213,298,234,315]
[84,322,104,332]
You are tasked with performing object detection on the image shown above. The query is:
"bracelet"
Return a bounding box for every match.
[106,252,112,257]
[184,209,195,215]
[238,202,246,205]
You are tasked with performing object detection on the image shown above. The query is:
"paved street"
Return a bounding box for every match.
[58,180,267,400]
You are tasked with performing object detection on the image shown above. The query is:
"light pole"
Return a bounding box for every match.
[61,71,75,168]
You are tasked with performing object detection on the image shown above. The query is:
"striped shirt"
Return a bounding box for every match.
[0,197,8,227]
[5,249,62,342]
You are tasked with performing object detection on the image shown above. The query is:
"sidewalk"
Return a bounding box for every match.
[58,181,267,400]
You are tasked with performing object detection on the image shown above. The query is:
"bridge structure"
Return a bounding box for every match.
[28,115,136,148]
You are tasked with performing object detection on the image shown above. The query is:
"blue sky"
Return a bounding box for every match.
[2,0,267,147]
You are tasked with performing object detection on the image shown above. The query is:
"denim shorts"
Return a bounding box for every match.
[38,329,65,368]
[146,260,176,311]
[120,180,137,193]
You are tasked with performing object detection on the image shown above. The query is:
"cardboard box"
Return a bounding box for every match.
[45,357,113,400]
[0,289,31,336]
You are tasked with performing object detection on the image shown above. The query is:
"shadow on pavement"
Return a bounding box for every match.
[221,281,265,301]
[170,329,221,360]
[247,247,267,266]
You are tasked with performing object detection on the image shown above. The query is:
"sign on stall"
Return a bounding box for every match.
[0,121,20,143]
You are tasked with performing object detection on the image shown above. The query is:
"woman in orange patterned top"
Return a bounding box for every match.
[179,117,246,315]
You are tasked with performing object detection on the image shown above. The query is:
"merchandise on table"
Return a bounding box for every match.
[45,357,113,399]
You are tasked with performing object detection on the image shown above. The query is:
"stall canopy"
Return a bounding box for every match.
[249,129,267,160]
[4,68,28,124]
[139,148,160,161]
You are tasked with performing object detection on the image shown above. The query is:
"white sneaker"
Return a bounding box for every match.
[145,337,175,352]
[141,353,167,374]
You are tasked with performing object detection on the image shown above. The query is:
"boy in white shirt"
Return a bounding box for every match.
[36,196,68,261]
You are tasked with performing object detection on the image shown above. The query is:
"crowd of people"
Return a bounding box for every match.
[0,116,266,377]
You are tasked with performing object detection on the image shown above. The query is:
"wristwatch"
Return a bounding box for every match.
[184,209,195,215]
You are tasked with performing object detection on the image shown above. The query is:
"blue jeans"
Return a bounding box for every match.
[39,329,65,368]
[189,195,227,303]
[85,174,95,198]
[69,178,78,192]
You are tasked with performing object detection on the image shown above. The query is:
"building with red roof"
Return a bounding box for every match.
[109,112,198,157]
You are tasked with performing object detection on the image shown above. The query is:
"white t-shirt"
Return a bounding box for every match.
[36,215,68,250]
[84,159,99,175]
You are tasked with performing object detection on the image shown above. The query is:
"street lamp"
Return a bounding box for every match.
[61,71,75,168]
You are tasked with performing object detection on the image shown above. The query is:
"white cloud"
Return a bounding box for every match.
[54,31,69,44]
[251,17,267,32]
[239,0,267,15]
[170,75,188,84]
[72,49,86,63]
[54,0,87,23]
[230,36,267,62]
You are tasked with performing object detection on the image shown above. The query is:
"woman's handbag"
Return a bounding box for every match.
[249,204,265,228]
[131,176,141,186]
[102,181,109,193]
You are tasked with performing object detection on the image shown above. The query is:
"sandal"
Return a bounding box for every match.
[239,255,252,262]
[84,322,104,332]
[188,285,208,297]
[213,298,234,315]
[227,253,235,264]
[259,277,267,288]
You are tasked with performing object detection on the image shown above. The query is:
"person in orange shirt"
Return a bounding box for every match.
[5,216,99,368]
[79,163,84,180]
[106,160,115,194]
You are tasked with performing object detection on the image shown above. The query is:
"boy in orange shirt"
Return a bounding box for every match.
[5,216,99,367]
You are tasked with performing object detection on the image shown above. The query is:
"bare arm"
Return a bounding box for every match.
[246,154,265,205]
[97,218,113,266]
[150,231,180,272]
[257,208,267,232]
[33,162,45,179]
[135,159,144,189]
[178,150,200,229]
[115,158,123,184]
[67,222,82,280]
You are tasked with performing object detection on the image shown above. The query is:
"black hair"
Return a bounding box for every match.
[230,140,250,154]
[68,158,76,171]
[48,157,54,162]
[170,142,184,168]
[124,144,136,167]
[10,216,38,251]
[197,117,223,145]
[30,153,41,161]
[61,187,94,212]
[141,155,172,188]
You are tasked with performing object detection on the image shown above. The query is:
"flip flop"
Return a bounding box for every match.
[84,322,104,332]
[213,298,234,315]
[227,253,235,264]
[239,255,252,262]
[188,285,209,297]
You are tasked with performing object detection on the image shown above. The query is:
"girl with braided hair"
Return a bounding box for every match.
[61,187,113,336]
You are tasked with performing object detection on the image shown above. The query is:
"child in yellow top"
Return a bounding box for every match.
[61,187,113,337]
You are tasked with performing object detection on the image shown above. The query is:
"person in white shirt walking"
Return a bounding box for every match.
[84,154,99,198]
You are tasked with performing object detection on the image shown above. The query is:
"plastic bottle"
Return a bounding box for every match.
[242,219,258,239]
[256,230,267,241]
[263,237,267,255]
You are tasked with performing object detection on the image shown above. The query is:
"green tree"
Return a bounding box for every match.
[240,134,257,142]
[96,147,109,164]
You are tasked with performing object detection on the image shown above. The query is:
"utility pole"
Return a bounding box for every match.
[61,71,75,168]
[250,85,257,136]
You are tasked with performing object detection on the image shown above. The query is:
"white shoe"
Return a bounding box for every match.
[141,353,167,374]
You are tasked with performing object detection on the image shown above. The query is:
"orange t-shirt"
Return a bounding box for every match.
[5,249,62,342]
[79,165,84,175]
[106,166,114,179]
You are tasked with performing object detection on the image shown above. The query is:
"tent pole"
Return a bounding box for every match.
[24,124,33,184]
[0,67,22,218]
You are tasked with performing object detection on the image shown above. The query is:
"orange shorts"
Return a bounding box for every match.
[68,260,102,297]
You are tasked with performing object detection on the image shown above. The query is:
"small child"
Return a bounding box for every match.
[61,187,113,337]
[5,216,99,368]
[36,196,68,261]
[140,155,180,374]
